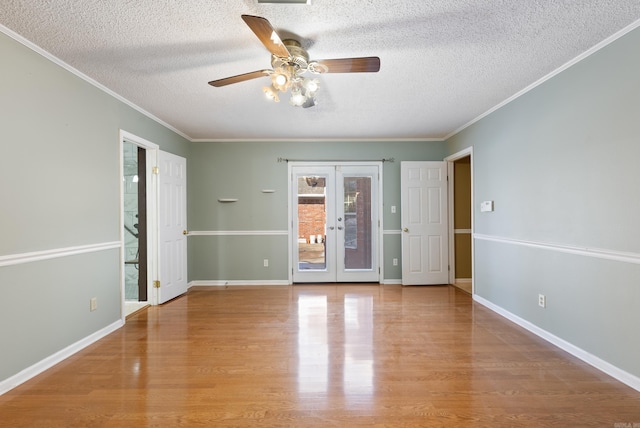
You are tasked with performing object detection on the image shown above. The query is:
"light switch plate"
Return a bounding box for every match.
[480,201,494,212]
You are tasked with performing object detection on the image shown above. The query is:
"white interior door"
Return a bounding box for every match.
[401,161,449,285]
[158,151,188,303]
[291,164,380,283]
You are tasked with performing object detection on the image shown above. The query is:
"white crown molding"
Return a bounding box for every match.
[445,18,640,141]
[0,241,121,267]
[0,23,192,142]
[474,234,640,265]
[190,138,445,143]
[474,294,640,393]
[0,320,123,396]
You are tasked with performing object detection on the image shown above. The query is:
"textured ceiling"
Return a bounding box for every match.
[2,1,640,141]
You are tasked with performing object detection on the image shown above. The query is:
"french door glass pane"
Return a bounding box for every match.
[343,176,372,270]
[297,175,327,271]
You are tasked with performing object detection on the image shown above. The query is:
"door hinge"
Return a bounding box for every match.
[152,166,159,175]
[153,280,161,288]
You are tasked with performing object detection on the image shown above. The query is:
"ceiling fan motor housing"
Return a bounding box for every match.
[272,39,309,71]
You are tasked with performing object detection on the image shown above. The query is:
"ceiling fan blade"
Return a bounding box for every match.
[241,15,291,58]
[314,57,381,73]
[208,70,271,87]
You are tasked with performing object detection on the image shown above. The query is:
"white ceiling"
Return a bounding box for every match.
[2,1,640,141]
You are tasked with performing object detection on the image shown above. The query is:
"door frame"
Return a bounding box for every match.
[287,161,384,284]
[119,130,159,319]
[444,147,474,294]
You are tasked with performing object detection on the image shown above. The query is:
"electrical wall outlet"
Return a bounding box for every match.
[90,297,98,311]
[392,258,398,266]
[538,294,546,308]
[263,259,269,267]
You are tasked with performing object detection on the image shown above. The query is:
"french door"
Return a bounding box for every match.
[291,164,380,283]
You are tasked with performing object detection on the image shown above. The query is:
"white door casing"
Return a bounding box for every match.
[445,147,474,292]
[401,161,449,285]
[119,130,159,316]
[157,151,188,304]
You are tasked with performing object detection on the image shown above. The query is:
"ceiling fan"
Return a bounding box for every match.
[208,15,381,108]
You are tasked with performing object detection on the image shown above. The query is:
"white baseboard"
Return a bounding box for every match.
[0,319,124,396]
[473,295,640,392]
[190,280,398,287]
[189,280,290,287]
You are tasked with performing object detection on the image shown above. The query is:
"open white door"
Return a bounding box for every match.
[401,161,448,285]
[157,151,188,304]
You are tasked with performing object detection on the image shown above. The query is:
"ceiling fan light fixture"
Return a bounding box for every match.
[263,85,280,102]
[303,78,319,95]
[289,88,307,106]
[267,65,318,107]
[272,71,289,90]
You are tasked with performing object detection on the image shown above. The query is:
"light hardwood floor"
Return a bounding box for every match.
[1,284,639,427]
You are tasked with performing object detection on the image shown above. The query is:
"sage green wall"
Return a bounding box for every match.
[0,31,189,382]
[447,27,640,377]
[188,140,447,281]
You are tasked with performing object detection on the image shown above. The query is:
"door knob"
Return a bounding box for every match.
[338,217,342,222]
[329,226,335,230]
[338,226,343,230]
[183,230,189,235]
[403,228,409,232]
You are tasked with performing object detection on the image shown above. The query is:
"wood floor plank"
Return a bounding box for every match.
[1,284,639,427]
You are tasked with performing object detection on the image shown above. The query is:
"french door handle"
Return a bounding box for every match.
[337,226,343,230]
[329,226,335,230]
